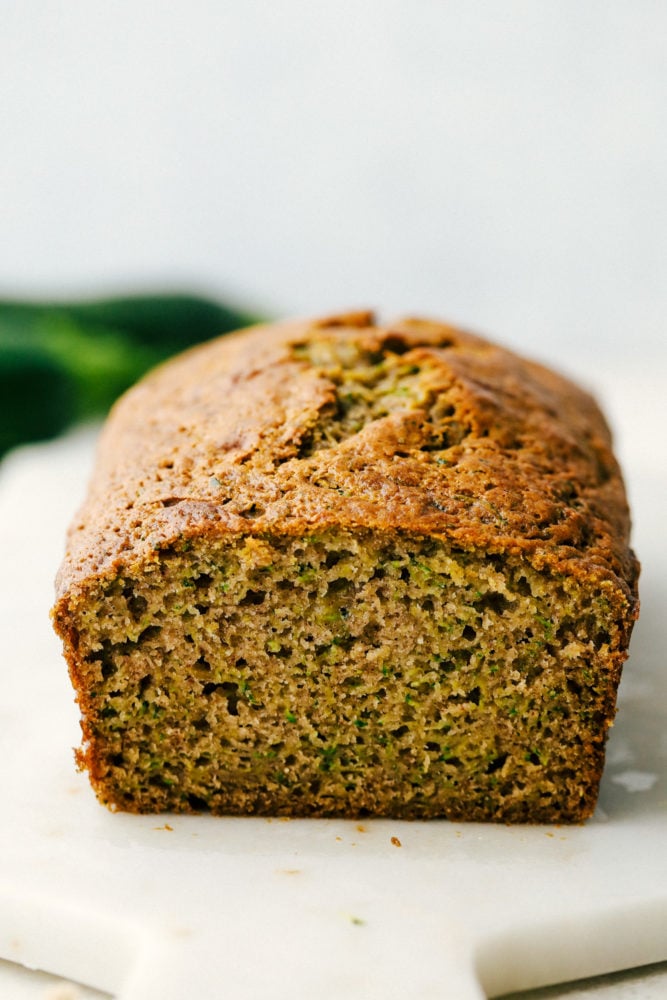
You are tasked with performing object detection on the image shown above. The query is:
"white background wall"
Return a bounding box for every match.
[1,1,665,373]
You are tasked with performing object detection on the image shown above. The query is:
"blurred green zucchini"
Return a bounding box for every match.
[0,293,260,459]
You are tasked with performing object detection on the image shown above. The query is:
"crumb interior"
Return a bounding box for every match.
[72,529,619,821]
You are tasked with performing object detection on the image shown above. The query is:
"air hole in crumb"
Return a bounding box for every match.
[138,625,162,642]
[513,577,533,597]
[202,681,240,715]
[462,624,476,641]
[240,503,264,518]
[221,682,240,715]
[478,592,511,615]
[127,594,148,619]
[187,794,209,811]
[486,753,508,774]
[391,725,410,738]
[240,589,266,606]
[451,686,481,705]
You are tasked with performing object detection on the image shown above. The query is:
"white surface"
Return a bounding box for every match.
[0,958,108,1000]
[0,359,665,1000]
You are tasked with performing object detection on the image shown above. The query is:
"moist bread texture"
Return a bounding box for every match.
[52,312,639,822]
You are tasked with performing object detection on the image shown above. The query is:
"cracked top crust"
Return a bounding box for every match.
[55,311,639,606]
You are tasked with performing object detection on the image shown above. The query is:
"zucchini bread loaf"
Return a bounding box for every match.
[52,312,639,822]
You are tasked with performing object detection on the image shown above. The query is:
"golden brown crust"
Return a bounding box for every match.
[55,311,639,610]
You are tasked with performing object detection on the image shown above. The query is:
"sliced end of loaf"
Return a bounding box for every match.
[54,527,632,822]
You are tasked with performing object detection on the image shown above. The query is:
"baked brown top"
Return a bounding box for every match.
[56,312,638,604]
